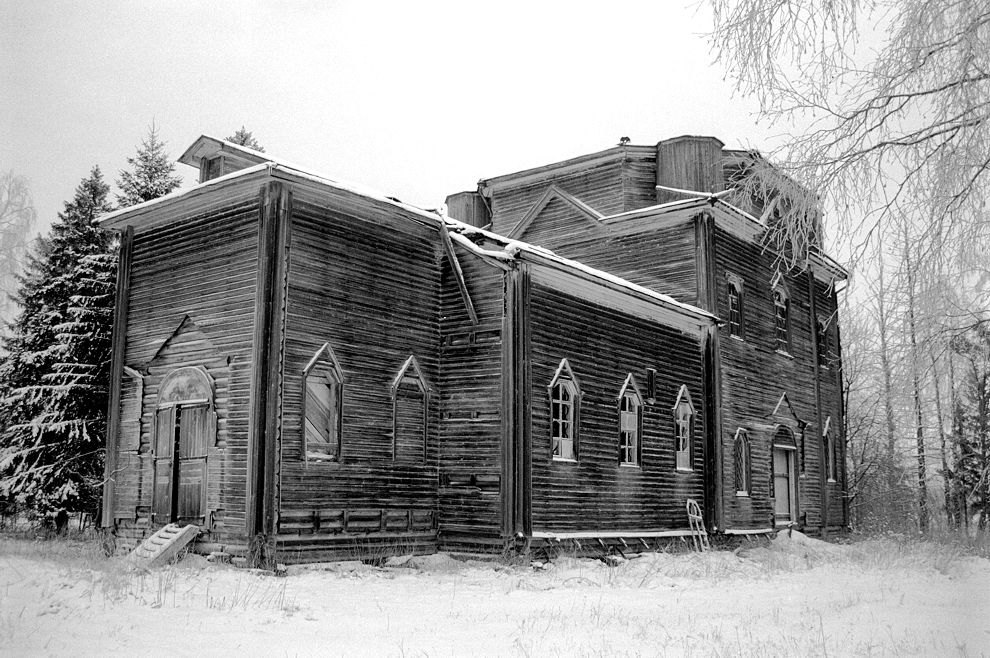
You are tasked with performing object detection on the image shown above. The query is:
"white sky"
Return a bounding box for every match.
[0,1,781,236]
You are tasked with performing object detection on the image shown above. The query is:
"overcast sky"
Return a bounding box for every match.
[1,1,780,236]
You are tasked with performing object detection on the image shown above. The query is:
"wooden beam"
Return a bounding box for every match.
[247,180,292,538]
[439,222,478,326]
[101,225,134,527]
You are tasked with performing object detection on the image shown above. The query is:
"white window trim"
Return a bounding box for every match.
[549,358,580,462]
[618,374,643,467]
[303,342,345,463]
[672,384,695,472]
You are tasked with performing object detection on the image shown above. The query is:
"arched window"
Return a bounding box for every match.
[618,375,643,466]
[303,343,344,461]
[727,273,745,338]
[549,359,580,461]
[392,355,428,463]
[733,429,751,495]
[672,385,695,471]
[773,286,791,353]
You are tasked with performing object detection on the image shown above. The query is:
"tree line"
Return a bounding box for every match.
[0,126,263,529]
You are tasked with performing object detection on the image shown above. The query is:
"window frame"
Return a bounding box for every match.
[302,343,344,462]
[391,355,429,463]
[823,416,837,482]
[672,385,696,472]
[617,374,643,467]
[733,428,751,496]
[772,285,791,354]
[816,316,831,368]
[726,273,745,339]
[549,359,580,462]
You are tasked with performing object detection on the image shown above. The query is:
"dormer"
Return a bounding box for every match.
[178,135,270,183]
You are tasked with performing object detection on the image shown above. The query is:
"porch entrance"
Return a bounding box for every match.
[772,426,798,525]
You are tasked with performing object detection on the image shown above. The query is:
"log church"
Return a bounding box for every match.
[101,134,847,562]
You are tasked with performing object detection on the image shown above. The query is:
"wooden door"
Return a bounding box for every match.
[152,407,177,524]
[773,448,795,523]
[176,404,210,522]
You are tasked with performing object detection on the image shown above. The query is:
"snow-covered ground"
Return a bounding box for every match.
[1,532,988,657]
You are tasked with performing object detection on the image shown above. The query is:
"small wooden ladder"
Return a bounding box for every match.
[686,499,709,552]
[127,523,200,568]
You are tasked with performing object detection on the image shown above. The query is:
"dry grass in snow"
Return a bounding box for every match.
[1,531,988,657]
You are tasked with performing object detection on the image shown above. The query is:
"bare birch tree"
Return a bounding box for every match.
[0,172,37,330]
[708,1,990,274]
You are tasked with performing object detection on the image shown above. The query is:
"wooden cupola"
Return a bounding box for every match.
[178,135,270,184]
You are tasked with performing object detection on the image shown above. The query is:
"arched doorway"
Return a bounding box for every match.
[152,367,216,525]
[772,425,798,525]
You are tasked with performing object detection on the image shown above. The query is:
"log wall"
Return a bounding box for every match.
[527,281,707,533]
[275,184,443,560]
[712,226,845,531]
[436,247,508,552]
[113,192,261,549]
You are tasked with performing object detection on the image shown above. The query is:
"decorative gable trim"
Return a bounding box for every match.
[618,373,642,403]
[391,355,428,394]
[549,357,580,391]
[508,185,604,239]
[304,342,344,380]
[671,384,695,415]
[770,391,806,427]
[147,315,220,367]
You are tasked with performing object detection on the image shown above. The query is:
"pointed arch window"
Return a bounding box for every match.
[303,343,344,461]
[823,416,837,482]
[672,385,696,471]
[727,273,745,338]
[549,359,580,461]
[733,429,751,496]
[392,355,428,463]
[816,316,831,368]
[773,285,791,353]
[618,375,643,466]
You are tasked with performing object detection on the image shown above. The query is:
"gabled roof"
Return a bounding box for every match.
[508,185,605,239]
[101,135,718,329]
[178,135,269,171]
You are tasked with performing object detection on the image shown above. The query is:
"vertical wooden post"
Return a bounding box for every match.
[807,271,828,536]
[695,211,723,532]
[501,262,532,540]
[246,180,292,538]
[102,225,134,527]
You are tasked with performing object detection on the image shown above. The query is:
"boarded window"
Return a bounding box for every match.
[391,355,428,463]
[302,343,344,461]
[394,386,426,461]
[773,288,790,353]
[304,369,341,460]
[733,429,751,495]
[618,376,642,466]
[550,359,580,461]
[673,385,695,471]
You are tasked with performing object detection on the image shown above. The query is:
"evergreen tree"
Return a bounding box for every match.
[0,167,115,522]
[226,126,265,152]
[116,124,182,208]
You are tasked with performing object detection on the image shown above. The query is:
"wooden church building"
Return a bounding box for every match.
[100,135,847,562]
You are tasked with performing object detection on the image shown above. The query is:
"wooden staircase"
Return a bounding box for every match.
[127,523,200,568]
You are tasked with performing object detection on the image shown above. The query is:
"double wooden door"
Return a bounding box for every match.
[153,404,212,524]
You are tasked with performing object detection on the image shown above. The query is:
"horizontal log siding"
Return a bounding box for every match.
[816,279,846,527]
[527,282,706,533]
[437,247,507,550]
[713,227,835,531]
[121,195,260,544]
[517,211,699,305]
[489,159,626,235]
[277,186,441,551]
[621,149,660,212]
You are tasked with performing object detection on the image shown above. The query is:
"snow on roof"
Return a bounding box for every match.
[102,137,718,321]
[442,216,717,322]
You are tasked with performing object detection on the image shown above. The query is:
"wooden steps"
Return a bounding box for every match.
[127,523,200,568]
